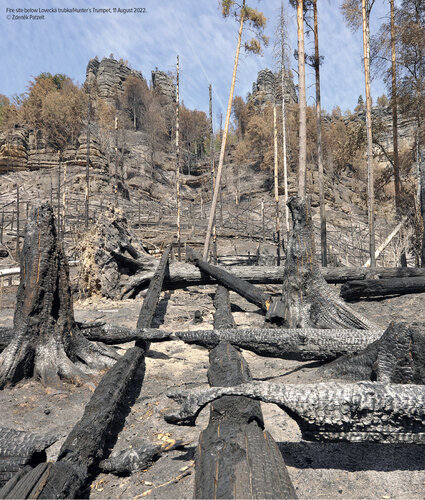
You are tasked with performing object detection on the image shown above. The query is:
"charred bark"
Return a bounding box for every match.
[187,247,269,312]
[166,381,425,443]
[213,285,236,329]
[0,204,118,389]
[138,327,384,361]
[0,428,57,487]
[320,322,425,383]
[121,265,425,297]
[275,197,374,329]
[341,277,425,301]
[0,327,13,353]
[195,341,296,499]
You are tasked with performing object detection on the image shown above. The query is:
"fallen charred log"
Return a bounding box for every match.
[99,439,187,476]
[213,285,236,329]
[0,428,57,487]
[136,327,384,361]
[273,197,374,329]
[341,277,425,301]
[121,265,425,298]
[320,322,425,383]
[195,341,296,499]
[0,203,118,389]
[186,247,269,312]
[165,381,425,443]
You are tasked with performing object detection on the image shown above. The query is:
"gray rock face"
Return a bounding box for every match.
[85,57,145,106]
[0,127,108,172]
[249,68,297,108]
[151,70,175,101]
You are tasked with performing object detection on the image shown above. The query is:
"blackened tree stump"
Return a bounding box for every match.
[320,322,425,383]
[0,204,118,388]
[273,196,374,329]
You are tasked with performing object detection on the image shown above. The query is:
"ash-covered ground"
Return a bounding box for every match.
[1,280,424,499]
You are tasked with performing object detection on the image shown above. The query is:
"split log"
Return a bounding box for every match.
[320,322,425,383]
[165,381,425,443]
[195,341,296,499]
[341,276,425,301]
[137,327,384,361]
[274,196,374,329]
[122,265,425,298]
[213,285,236,329]
[187,247,269,312]
[0,428,57,487]
[78,206,156,299]
[0,203,118,389]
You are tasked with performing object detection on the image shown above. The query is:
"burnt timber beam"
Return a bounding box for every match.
[195,341,296,499]
[341,277,425,301]
[165,381,425,443]
[137,327,384,361]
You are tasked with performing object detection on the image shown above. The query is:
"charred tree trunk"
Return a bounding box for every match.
[320,322,425,383]
[213,285,236,329]
[137,326,384,362]
[0,204,118,389]
[195,341,296,499]
[166,381,425,443]
[340,276,425,301]
[273,196,374,329]
[187,247,269,312]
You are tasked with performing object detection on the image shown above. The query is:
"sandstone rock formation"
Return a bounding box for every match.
[151,70,175,102]
[85,57,145,106]
[249,68,297,109]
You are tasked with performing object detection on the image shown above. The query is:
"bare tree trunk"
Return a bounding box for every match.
[297,0,307,197]
[85,95,91,229]
[209,84,217,262]
[15,186,20,261]
[273,105,281,265]
[203,2,246,259]
[280,25,290,236]
[362,0,376,267]
[57,155,61,240]
[176,55,181,261]
[313,0,327,267]
[114,115,118,205]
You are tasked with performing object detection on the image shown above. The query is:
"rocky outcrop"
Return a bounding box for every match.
[0,126,108,173]
[249,68,297,109]
[85,57,145,106]
[151,70,175,102]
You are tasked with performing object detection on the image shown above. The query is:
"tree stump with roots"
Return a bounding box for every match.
[267,196,375,329]
[0,204,118,389]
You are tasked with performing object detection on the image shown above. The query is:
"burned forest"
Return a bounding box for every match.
[1,0,425,498]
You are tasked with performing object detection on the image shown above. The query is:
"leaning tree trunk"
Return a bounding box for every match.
[270,196,374,329]
[0,204,118,388]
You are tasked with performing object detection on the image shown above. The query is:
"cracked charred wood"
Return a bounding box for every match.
[0,327,13,353]
[0,203,118,389]
[320,322,425,383]
[165,381,425,443]
[78,206,157,299]
[274,197,374,329]
[324,266,425,282]
[195,341,296,499]
[136,244,172,332]
[0,245,172,498]
[213,286,236,329]
[137,327,384,361]
[0,428,57,487]
[341,277,425,301]
[186,247,269,312]
[80,324,142,345]
[99,439,187,475]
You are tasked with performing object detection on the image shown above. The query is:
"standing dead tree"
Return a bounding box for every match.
[267,196,375,329]
[0,203,118,389]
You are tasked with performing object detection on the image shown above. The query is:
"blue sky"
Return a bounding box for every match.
[0,0,391,120]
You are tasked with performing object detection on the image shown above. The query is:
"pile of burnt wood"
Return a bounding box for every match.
[0,197,424,499]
